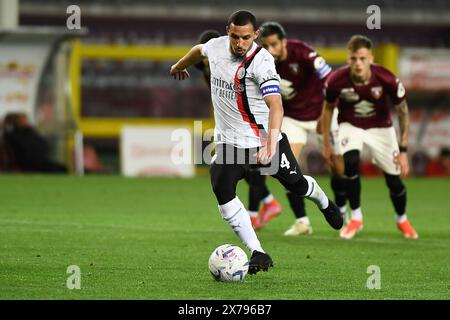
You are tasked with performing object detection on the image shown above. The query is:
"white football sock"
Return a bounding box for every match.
[248,210,258,218]
[262,194,274,204]
[396,214,407,223]
[297,216,310,225]
[351,207,363,221]
[339,206,347,214]
[218,197,264,254]
[304,175,329,210]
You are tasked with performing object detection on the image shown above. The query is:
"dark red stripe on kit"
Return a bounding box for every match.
[234,46,267,144]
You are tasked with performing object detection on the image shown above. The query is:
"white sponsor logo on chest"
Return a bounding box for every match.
[339,87,359,103]
[354,100,375,117]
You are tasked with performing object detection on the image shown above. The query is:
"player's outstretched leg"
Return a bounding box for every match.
[210,156,274,275]
[303,175,344,230]
[272,133,344,230]
[279,175,343,230]
[217,197,274,274]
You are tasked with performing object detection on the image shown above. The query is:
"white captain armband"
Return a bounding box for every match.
[260,79,281,97]
[314,56,332,79]
[261,85,281,97]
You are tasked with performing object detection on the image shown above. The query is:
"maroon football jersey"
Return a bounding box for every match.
[276,39,332,121]
[325,64,406,129]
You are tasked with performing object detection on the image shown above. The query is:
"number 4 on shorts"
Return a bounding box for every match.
[280,153,290,169]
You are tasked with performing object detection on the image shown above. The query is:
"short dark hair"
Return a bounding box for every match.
[198,30,221,44]
[347,35,373,52]
[227,10,257,30]
[259,21,286,40]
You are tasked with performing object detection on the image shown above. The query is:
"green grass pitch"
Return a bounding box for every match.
[0,175,448,299]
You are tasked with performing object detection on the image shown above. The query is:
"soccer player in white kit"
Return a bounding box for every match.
[170,11,343,274]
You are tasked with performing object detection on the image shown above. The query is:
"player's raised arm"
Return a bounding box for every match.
[169,44,204,80]
[394,100,410,177]
[321,100,335,165]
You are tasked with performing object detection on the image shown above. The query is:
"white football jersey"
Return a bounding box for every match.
[201,36,282,149]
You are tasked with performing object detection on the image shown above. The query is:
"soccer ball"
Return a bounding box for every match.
[208,244,249,282]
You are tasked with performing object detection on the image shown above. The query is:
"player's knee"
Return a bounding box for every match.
[211,179,235,205]
[384,173,405,195]
[211,181,235,205]
[344,150,360,178]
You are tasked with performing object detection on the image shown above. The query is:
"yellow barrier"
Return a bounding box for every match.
[79,117,215,138]
[374,43,400,75]
[69,41,214,138]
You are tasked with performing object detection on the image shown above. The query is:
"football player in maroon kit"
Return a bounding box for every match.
[322,35,418,240]
[257,22,347,236]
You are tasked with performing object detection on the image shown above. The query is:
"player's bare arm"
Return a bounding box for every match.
[315,115,323,134]
[256,94,283,165]
[321,100,335,165]
[395,100,410,177]
[170,44,204,80]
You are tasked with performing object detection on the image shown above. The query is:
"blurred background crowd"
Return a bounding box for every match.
[0,0,449,176]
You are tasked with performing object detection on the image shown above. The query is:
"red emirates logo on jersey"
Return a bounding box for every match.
[371,86,383,99]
